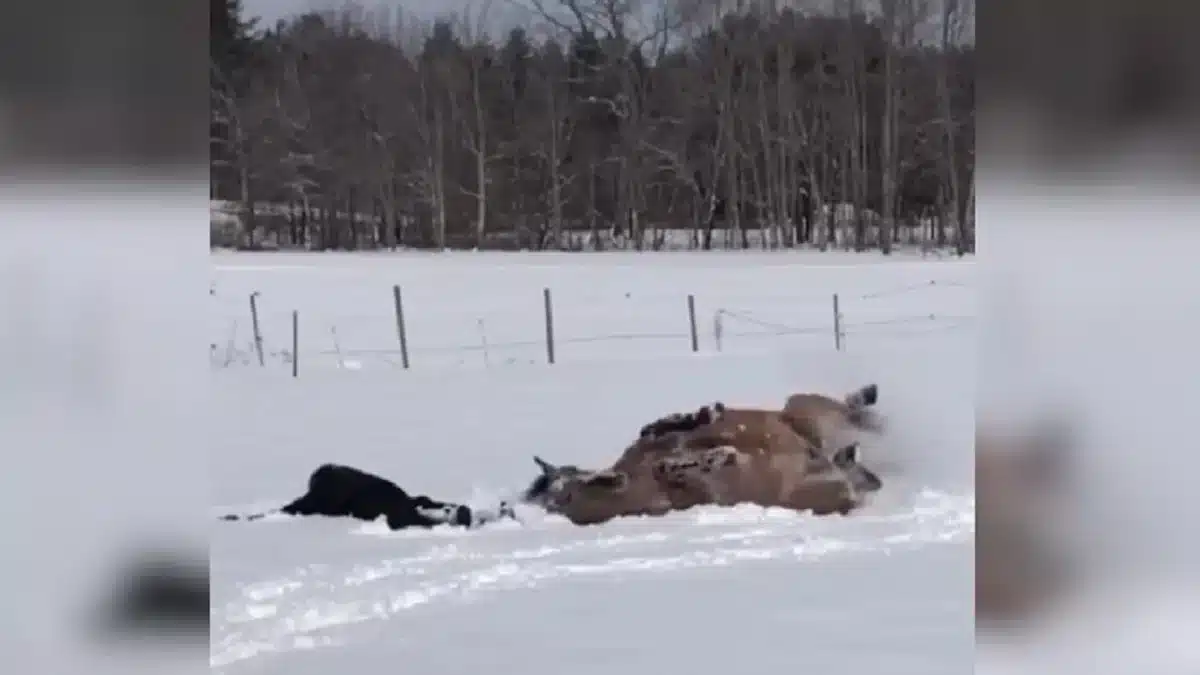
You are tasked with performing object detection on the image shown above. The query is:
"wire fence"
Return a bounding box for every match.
[210,277,975,375]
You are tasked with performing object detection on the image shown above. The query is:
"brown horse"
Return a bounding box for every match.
[521,406,884,526]
[780,383,885,451]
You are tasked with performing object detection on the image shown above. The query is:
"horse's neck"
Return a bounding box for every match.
[574,479,669,523]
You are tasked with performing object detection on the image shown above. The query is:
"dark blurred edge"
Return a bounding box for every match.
[92,548,210,644]
[0,0,205,172]
[979,0,1200,174]
[0,0,210,660]
[976,0,1200,653]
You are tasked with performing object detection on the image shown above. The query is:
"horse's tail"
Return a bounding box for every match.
[843,383,878,409]
[218,510,274,522]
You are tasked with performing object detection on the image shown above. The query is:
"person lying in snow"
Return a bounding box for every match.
[219,463,516,530]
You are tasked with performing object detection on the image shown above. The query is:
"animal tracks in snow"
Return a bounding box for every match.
[212,489,973,670]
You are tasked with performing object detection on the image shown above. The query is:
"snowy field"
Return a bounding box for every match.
[211,251,976,674]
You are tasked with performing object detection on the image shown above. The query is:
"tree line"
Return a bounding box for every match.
[210,0,974,253]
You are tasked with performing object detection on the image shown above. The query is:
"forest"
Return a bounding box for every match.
[211,0,974,253]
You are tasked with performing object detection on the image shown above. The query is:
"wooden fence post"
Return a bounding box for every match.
[249,292,264,367]
[543,287,556,365]
[392,284,411,369]
[687,294,699,352]
[713,310,724,352]
[832,293,843,351]
[291,310,299,377]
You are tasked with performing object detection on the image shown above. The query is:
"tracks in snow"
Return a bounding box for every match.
[212,488,973,670]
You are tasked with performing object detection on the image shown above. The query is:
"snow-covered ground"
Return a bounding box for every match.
[211,251,976,674]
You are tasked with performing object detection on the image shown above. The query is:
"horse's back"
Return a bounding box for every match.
[305,463,408,517]
[782,393,849,420]
[706,407,777,428]
[310,463,398,489]
[693,410,813,457]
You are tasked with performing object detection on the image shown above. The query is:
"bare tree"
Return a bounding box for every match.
[404,19,458,249]
[210,56,294,248]
[210,0,975,254]
[937,0,973,254]
[442,4,505,248]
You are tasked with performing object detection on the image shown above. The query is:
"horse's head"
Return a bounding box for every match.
[521,455,631,515]
[521,456,584,508]
[827,442,884,497]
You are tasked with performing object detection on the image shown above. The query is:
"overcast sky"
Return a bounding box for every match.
[242,0,973,44]
[242,0,552,36]
[244,0,478,22]
[243,0,320,22]
[240,0,646,41]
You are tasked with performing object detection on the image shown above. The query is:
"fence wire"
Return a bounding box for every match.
[211,275,974,371]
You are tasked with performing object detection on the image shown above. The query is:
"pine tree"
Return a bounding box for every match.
[210,0,260,201]
[210,0,258,94]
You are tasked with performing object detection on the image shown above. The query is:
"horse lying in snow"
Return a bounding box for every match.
[219,463,516,530]
[522,399,885,526]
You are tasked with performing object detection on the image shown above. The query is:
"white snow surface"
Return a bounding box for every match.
[211,251,975,674]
